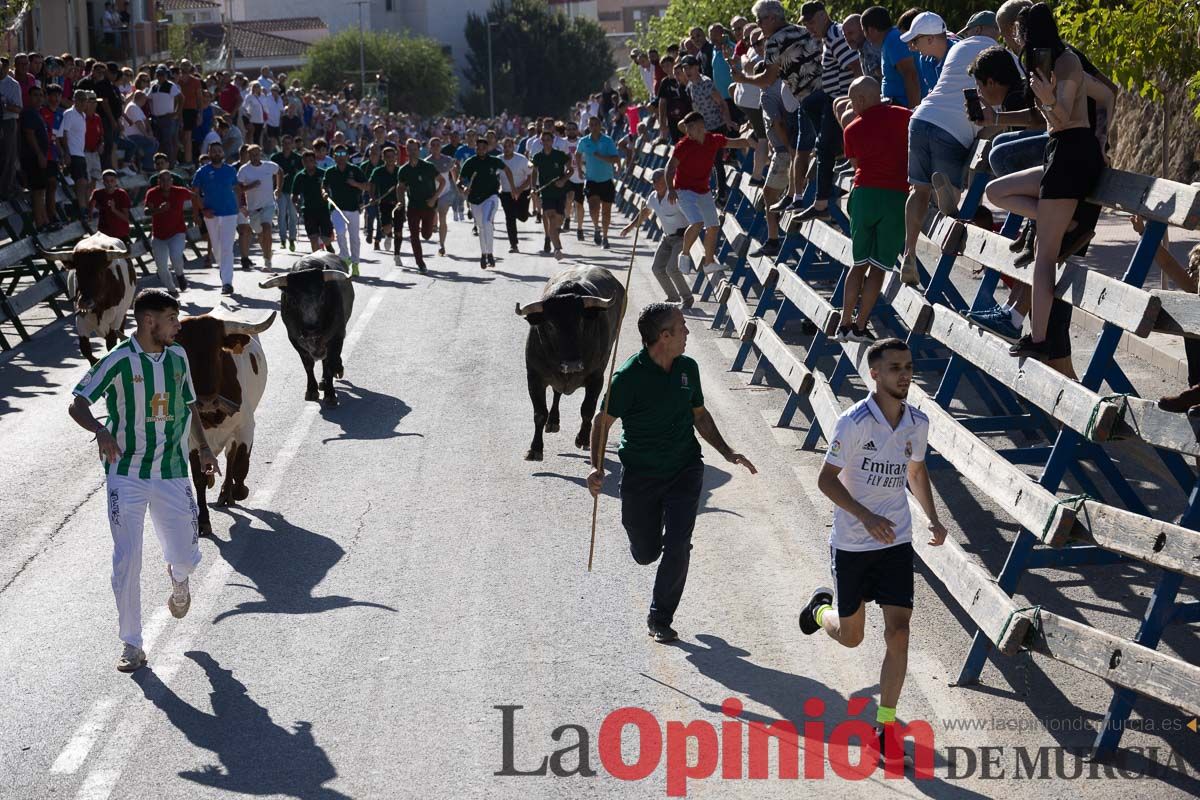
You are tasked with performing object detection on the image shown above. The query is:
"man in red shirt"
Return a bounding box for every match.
[664,111,754,274]
[90,169,131,241]
[144,169,193,294]
[217,72,242,119]
[838,76,911,343]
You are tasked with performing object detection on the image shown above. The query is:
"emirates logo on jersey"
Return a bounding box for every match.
[149,392,174,422]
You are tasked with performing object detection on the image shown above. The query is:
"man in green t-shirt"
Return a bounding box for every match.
[587,303,756,643]
[370,146,401,264]
[530,130,570,260]
[457,133,516,269]
[323,145,369,275]
[68,289,220,672]
[291,150,333,254]
[270,134,304,252]
[396,138,445,273]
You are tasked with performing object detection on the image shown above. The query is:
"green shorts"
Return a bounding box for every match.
[848,187,907,270]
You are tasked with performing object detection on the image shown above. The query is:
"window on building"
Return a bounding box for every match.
[386,0,393,9]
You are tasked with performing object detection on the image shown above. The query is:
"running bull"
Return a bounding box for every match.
[259,252,354,407]
[175,307,275,536]
[37,232,136,364]
[516,265,624,461]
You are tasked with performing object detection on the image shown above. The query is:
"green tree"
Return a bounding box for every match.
[295,29,457,115]
[461,0,616,118]
[167,24,206,66]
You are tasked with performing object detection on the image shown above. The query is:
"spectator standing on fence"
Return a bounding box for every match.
[620,168,695,308]
[3,61,28,194]
[121,90,156,172]
[143,169,192,294]
[800,337,944,766]
[862,7,920,109]
[177,60,201,166]
[733,0,821,216]
[237,144,281,270]
[147,66,181,168]
[191,141,240,295]
[655,56,691,144]
[587,303,756,644]
[982,3,1106,362]
[68,288,219,673]
[732,25,770,185]
[897,13,994,285]
[244,83,266,147]
[57,90,90,220]
[838,77,910,343]
[666,111,755,276]
[792,1,861,221]
[20,85,56,232]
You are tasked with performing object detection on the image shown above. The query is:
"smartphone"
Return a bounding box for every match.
[963,88,984,122]
[1031,47,1054,80]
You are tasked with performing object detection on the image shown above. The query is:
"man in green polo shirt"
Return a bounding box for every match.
[396,138,445,274]
[370,146,401,262]
[323,145,369,275]
[291,150,333,254]
[457,134,515,269]
[587,303,757,643]
[68,289,220,672]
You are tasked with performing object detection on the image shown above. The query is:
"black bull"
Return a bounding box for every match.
[259,252,355,407]
[516,266,625,461]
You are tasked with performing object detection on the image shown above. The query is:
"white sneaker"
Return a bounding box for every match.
[679,254,695,273]
[383,236,392,250]
[264,256,272,270]
[167,566,191,619]
[701,260,725,275]
[117,642,146,672]
[394,252,403,267]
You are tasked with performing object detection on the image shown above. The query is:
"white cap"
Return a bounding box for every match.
[899,11,947,43]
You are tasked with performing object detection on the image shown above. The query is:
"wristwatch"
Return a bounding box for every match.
[1038,101,1056,114]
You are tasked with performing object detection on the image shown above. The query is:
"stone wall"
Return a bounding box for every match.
[1109,86,1200,184]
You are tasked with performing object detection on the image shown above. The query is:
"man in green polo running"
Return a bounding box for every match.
[68,289,220,672]
[323,145,369,275]
[587,303,757,643]
[396,138,445,274]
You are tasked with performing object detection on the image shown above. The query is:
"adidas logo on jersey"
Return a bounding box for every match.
[863,440,876,451]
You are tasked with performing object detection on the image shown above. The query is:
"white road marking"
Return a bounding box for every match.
[50,270,398,797]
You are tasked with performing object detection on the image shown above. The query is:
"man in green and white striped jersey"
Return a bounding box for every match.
[69,289,221,673]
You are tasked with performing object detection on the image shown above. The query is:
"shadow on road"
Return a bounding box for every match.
[133,652,352,799]
[421,268,494,285]
[530,460,739,516]
[209,508,396,623]
[347,275,417,291]
[318,380,421,443]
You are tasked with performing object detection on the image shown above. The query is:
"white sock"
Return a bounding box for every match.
[1009,308,1025,327]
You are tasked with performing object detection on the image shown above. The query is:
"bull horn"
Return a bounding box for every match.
[515,301,544,317]
[221,310,276,337]
[36,245,76,263]
[323,270,350,282]
[582,295,616,309]
[259,274,289,289]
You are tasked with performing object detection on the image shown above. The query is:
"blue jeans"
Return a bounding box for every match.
[988,129,1048,178]
[907,118,970,188]
[276,193,298,244]
[121,134,157,171]
[796,89,842,200]
[364,201,379,241]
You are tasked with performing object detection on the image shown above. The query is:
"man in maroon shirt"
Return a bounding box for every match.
[838,76,911,343]
[144,169,193,294]
[664,111,753,274]
[90,169,131,241]
[217,72,242,119]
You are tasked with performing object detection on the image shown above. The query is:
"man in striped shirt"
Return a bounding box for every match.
[69,289,220,673]
[793,0,862,219]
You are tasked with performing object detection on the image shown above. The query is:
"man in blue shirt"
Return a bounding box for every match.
[862,6,920,109]
[190,141,240,295]
[575,115,621,248]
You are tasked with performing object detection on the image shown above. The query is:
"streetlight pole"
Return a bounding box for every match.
[350,0,368,98]
[486,18,495,119]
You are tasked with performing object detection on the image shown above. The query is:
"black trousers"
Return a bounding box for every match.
[620,458,704,625]
[500,190,530,247]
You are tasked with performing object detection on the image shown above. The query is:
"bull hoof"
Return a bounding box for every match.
[231,485,249,502]
[323,393,339,408]
[336,367,344,379]
[199,520,213,537]
[575,431,590,449]
[305,388,319,401]
[524,450,543,461]
[544,420,560,434]
[215,491,230,507]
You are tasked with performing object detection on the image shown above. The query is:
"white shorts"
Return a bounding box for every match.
[766,150,790,191]
[106,473,202,648]
[249,202,276,228]
[676,189,720,228]
[84,152,103,182]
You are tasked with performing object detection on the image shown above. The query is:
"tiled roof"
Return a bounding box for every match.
[157,0,220,9]
[235,17,327,33]
[189,22,309,60]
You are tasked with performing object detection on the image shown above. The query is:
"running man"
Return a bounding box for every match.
[323,144,369,276]
[369,146,401,263]
[576,115,621,249]
[799,337,945,765]
[620,168,695,307]
[587,303,756,642]
[68,288,220,672]
[563,121,586,239]
[190,141,239,295]
[236,144,281,269]
[498,136,532,253]
[271,134,303,252]
[291,149,334,254]
[457,138,516,269]
[530,130,571,260]
[427,136,456,256]
[396,137,445,273]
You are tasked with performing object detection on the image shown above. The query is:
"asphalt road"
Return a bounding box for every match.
[0,210,1196,799]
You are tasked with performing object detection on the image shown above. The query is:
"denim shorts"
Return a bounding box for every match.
[676,189,719,228]
[907,118,970,188]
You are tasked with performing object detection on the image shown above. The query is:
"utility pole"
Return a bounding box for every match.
[487,18,497,119]
[226,0,234,71]
[350,0,368,99]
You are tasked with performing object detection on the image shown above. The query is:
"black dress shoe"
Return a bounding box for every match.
[647,617,678,643]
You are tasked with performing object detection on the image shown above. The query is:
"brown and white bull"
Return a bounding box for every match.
[174,308,275,536]
[37,232,137,364]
